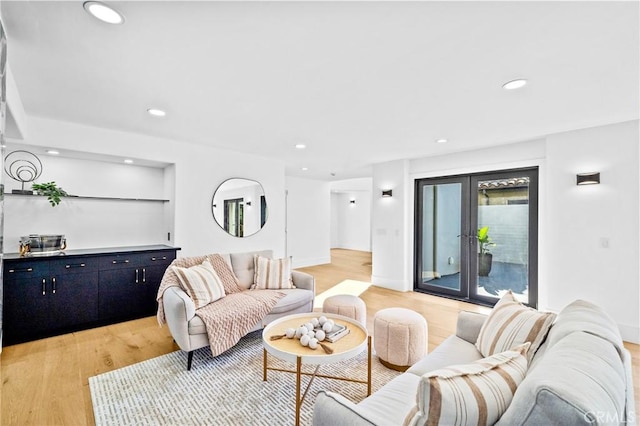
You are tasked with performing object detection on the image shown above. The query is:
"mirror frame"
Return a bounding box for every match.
[211,178,267,237]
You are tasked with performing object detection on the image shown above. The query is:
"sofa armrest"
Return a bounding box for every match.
[456,310,487,344]
[313,391,379,426]
[292,270,315,295]
[162,286,197,351]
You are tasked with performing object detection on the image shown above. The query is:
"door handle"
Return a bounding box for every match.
[142,268,146,283]
[135,269,139,284]
[52,277,57,294]
[42,278,46,296]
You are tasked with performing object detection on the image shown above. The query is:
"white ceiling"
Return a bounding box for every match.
[2,1,638,180]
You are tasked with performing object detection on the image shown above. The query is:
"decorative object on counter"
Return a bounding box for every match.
[19,234,66,256]
[4,150,42,194]
[31,181,69,206]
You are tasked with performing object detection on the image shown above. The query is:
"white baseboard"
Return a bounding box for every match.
[618,323,640,344]
[292,256,331,269]
[370,275,411,292]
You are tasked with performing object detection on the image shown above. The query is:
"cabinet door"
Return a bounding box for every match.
[139,251,176,316]
[48,257,100,329]
[48,272,99,329]
[3,262,50,343]
[99,267,147,320]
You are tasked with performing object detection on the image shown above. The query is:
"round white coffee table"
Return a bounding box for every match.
[262,312,371,426]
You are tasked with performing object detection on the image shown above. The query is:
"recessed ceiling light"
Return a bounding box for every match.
[301,167,308,171]
[83,1,125,25]
[295,144,306,149]
[147,108,166,117]
[124,159,134,164]
[435,139,448,144]
[502,79,528,90]
[47,150,60,155]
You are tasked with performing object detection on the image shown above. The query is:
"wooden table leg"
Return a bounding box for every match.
[295,356,302,426]
[367,335,372,396]
[263,348,267,381]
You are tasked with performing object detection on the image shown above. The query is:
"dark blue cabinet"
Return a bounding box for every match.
[2,245,178,346]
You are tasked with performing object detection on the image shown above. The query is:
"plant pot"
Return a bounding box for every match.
[478,253,493,277]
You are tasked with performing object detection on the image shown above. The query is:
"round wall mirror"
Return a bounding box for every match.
[212,178,268,237]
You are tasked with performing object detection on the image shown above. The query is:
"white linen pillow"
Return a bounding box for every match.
[172,259,226,309]
[404,343,530,426]
[476,291,556,362]
[252,255,295,290]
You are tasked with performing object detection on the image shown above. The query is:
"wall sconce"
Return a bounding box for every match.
[245,201,252,206]
[212,204,217,208]
[349,199,356,204]
[382,189,393,197]
[576,172,600,185]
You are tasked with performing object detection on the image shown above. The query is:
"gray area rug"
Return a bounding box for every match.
[90,330,400,425]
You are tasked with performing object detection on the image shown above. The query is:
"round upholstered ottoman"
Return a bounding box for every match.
[374,308,428,371]
[322,294,367,326]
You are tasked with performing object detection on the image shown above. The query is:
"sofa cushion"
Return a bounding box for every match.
[357,373,422,425]
[172,260,225,309]
[229,250,272,289]
[476,291,556,362]
[268,288,314,314]
[405,343,529,426]
[545,299,625,356]
[406,335,484,376]
[253,255,295,290]
[496,332,627,426]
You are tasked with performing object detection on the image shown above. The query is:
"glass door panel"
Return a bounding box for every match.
[470,171,538,306]
[415,178,469,298]
[415,167,538,308]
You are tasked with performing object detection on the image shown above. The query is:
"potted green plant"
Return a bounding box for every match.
[477,226,496,276]
[32,181,68,207]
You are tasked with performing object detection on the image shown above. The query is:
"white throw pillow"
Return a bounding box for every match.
[476,291,556,362]
[404,343,530,426]
[252,255,295,290]
[172,260,226,309]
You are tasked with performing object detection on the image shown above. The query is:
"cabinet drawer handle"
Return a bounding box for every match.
[8,267,34,273]
[52,277,57,294]
[151,256,167,261]
[42,278,46,296]
[112,260,130,264]
[65,263,86,269]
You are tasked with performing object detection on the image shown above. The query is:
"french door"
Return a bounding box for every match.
[414,168,538,307]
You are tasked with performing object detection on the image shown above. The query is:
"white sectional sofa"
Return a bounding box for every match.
[313,299,636,426]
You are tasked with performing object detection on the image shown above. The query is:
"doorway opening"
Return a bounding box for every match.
[414,167,539,307]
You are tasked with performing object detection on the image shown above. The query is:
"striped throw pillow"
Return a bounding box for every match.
[476,291,556,362]
[404,343,530,426]
[172,260,226,309]
[253,255,295,290]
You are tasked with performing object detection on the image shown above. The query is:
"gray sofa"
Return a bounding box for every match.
[162,250,315,369]
[313,300,636,425]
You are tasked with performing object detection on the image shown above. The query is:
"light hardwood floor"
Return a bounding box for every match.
[1,248,638,425]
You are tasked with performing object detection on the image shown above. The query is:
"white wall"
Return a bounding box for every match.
[285,176,331,268]
[370,122,640,342]
[8,116,287,258]
[545,120,639,342]
[330,191,372,251]
[371,159,411,289]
